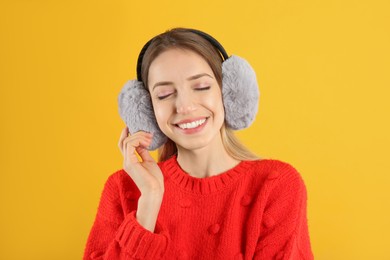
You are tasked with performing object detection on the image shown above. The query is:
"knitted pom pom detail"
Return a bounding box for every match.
[222,55,260,130]
[118,80,167,150]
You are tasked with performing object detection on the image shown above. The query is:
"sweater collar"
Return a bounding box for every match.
[161,155,251,195]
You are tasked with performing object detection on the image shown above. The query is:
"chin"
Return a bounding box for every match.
[175,135,220,152]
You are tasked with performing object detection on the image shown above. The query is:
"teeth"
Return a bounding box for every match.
[178,119,206,129]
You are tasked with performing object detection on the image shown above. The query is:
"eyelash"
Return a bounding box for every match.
[196,86,211,91]
[156,86,211,100]
[157,94,171,100]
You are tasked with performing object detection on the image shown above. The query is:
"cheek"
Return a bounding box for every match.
[152,103,163,122]
[208,90,225,113]
[216,100,226,121]
[152,101,170,129]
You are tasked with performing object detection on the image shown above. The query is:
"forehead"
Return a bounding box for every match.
[148,48,213,80]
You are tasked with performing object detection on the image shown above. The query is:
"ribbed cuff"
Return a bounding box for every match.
[115,211,169,259]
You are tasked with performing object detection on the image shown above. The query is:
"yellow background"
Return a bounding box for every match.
[1,0,389,259]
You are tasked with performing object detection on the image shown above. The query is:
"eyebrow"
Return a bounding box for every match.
[152,73,214,91]
[187,73,213,81]
[152,81,173,91]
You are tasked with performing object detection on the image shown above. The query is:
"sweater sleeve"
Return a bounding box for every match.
[83,172,170,260]
[254,162,314,260]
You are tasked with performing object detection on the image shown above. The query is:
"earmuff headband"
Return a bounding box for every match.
[136,29,229,82]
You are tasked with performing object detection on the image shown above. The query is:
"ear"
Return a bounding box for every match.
[222,55,260,130]
[118,80,167,150]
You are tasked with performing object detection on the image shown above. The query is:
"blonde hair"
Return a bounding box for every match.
[140,28,259,162]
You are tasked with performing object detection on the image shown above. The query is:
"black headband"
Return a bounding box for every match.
[136,29,229,82]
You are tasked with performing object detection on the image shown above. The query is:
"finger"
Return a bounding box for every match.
[123,135,152,163]
[120,131,153,157]
[134,131,153,139]
[136,134,155,162]
[137,146,155,162]
[122,133,152,150]
[118,127,129,152]
[124,137,139,164]
[123,138,151,181]
[120,130,149,149]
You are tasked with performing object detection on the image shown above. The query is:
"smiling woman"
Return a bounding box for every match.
[148,49,226,156]
[83,28,314,259]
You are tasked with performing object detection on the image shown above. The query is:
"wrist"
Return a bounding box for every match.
[140,187,164,200]
[136,193,163,232]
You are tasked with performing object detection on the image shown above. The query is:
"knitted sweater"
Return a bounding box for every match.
[84,156,313,259]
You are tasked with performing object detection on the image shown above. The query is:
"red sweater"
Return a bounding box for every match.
[84,156,313,259]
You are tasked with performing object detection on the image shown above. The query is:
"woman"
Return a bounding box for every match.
[84,28,313,259]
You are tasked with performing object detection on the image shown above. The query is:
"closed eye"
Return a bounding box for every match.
[157,93,173,100]
[195,86,211,91]
[156,89,175,100]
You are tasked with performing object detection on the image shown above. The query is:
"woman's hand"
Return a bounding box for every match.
[118,127,164,232]
[118,127,164,195]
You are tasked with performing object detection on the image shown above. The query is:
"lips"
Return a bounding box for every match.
[174,117,209,133]
[177,118,206,129]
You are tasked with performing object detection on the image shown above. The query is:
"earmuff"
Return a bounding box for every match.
[118,29,260,150]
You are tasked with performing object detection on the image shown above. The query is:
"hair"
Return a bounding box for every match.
[140,28,259,162]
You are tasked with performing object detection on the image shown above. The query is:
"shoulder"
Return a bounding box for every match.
[102,169,139,198]
[105,168,132,186]
[245,158,306,192]
[246,158,301,176]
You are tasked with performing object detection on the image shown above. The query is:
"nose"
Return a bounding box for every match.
[175,91,196,114]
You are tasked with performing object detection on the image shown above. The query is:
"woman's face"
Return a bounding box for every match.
[148,48,225,152]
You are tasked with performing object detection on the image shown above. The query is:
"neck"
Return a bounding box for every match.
[176,139,240,178]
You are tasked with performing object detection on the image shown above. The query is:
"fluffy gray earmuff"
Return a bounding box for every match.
[222,55,260,130]
[118,80,167,150]
[118,55,259,150]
